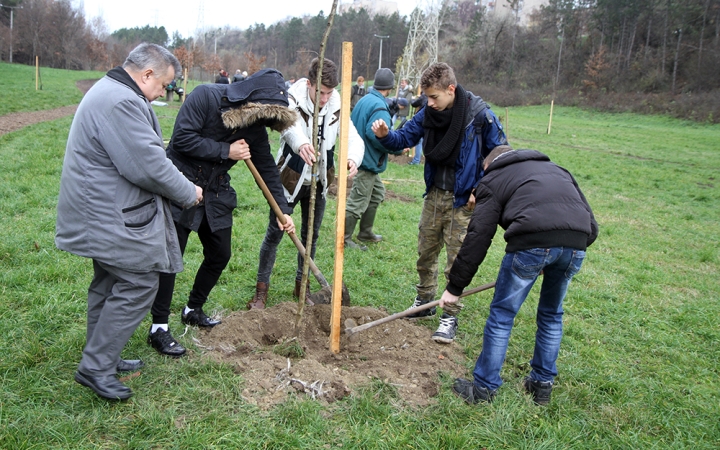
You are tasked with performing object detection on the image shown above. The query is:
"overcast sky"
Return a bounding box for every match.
[77,0,421,39]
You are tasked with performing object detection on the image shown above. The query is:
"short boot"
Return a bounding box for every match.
[247,282,268,310]
[293,279,315,306]
[356,203,382,243]
[344,215,367,251]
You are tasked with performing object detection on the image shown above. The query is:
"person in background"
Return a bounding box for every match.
[56,43,202,400]
[146,69,296,357]
[249,58,364,308]
[442,145,598,405]
[409,91,427,165]
[393,78,413,129]
[215,70,230,84]
[233,69,246,83]
[372,62,507,343]
[344,67,403,251]
[350,76,366,111]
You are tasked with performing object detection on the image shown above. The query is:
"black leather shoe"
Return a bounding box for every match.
[74,371,133,400]
[181,308,221,328]
[147,328,187,357]
[116,359,145,373]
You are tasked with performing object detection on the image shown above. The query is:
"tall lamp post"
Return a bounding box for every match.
[1,3,22,63]
[374,34,389,70]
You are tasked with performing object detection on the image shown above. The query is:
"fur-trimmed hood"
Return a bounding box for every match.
[219,68,297,132]
[222,103,297,132]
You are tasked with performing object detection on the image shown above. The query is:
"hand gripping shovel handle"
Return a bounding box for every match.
[243,159,330,287]
[345,281,496,336]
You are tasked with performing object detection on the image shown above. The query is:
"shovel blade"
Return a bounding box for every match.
[309,283,350,306]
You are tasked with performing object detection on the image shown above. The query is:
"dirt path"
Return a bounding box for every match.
[0,79,96,137]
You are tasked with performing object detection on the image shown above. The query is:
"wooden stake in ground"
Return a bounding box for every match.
[505,107,509,140]
[35,57,39,91]
[547,100,555,134]
[295,0,339,335]
[182,68,188,104]
[330,41,353,354]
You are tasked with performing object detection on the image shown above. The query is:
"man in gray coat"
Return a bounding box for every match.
[56,43,203,400]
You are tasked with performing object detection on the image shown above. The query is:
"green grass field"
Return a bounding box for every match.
[0,66,719,448]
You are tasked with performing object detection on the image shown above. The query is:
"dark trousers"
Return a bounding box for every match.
[257,184,326,284]
[151,215,232,324]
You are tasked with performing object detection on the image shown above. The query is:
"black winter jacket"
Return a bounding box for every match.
[167,69,296,232]
[447,149,599,295]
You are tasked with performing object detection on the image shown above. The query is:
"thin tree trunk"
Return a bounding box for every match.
[662,0,669,76]
[617,17,627,75]
[627,18,637,70]
[672,26,682,94]
[295,0,339,335]
[509,26,516,86]
[555,25,564,93]
[698,0,710,69]
[644,7,653,63]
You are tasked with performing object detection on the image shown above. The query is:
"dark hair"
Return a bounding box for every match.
[123,43,181,77]
[420,62,457,90]
[308,57,339,88]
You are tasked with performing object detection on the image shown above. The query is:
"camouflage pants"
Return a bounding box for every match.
[345,169,385,220]
[416,186,473,317]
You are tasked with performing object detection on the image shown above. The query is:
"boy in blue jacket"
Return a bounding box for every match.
[372,62,507,343]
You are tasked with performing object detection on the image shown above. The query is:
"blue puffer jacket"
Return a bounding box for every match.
[379,89,507,207]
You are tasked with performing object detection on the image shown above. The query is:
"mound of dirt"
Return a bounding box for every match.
[192,302,467,408]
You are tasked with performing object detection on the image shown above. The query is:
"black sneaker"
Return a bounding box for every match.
[523,376,553,405]
[452,378,496,404]
[181,308,221,328]
[405,296,436,319]
[147,328,186,357]
[431,314,458,344]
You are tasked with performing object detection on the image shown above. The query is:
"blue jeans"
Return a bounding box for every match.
[473,247,585,391]
[411,138,423,164]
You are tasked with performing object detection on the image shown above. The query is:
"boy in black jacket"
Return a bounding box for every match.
[441,145,598,405]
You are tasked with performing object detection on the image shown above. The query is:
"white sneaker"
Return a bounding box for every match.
[431,314,458,343]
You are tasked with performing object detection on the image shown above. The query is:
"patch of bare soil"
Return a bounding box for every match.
[388,153,416,165]
[0,79,96,137]
[192,302,467,409]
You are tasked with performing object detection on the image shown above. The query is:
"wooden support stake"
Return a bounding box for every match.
[182,68,188,103]
[505,107,509,140]
[35,56,39,91]
[547,100,555,135]
[330,41,353,354]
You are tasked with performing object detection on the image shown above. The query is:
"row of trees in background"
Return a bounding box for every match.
[1,0,719,110]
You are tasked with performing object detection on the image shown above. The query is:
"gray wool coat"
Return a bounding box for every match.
[56,71,197,273]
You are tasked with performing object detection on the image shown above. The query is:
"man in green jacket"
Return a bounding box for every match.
[344,68,404,250]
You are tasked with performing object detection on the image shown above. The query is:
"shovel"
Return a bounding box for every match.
[244,159,350,305]
[344,281,496,336]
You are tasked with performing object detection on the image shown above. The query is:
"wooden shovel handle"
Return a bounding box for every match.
[345,281,496,336]
[243,159,329,287]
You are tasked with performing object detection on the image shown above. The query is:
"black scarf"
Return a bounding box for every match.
[422,84,468,166]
